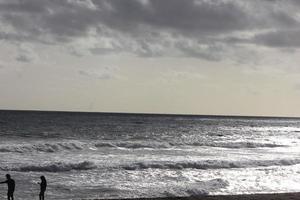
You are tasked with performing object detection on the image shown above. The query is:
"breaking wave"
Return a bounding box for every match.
[188,141,286,148]
[4,158,299,173]
[95,140,285,149]
[95,141,172,149]
[0,141,84,153]
[0,140,285,154]
[162,179,227,197]
[1,161,96,172]
[122,159,300,170]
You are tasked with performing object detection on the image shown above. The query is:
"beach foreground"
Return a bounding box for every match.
[87,193,300,200]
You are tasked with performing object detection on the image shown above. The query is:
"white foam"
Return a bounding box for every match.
[0,141,84,153]
[162,179,227,197]
[94,140,285,150]
[2,161,96,172]
[189,141,286,148]
[95,141,171,149]
[122,158,300,170]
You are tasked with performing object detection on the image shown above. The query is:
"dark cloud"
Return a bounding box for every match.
[89,47,122,55]
[0,31,48,44]
[0,0,46,13]
[92,0,251,35]
[0,0,98,42]
[253,29,300,48]
[174,41,224,61]
[16,54,32,63]
[0,0,299,60]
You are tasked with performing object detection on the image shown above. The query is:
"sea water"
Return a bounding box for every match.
[0,111,300,199]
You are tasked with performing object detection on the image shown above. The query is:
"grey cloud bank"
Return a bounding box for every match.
[0,0,299,60]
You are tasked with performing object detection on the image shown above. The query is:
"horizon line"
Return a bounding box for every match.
[0,109,300,119]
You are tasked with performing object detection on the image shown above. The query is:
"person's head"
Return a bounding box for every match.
[6,174,11,180]
[40,176,46,181]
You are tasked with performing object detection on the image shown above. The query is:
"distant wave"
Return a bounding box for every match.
[2,158,300,173]
[188,141,286,148]
[1,161,96,172]
[0,141,84,153]
[122,159,300,170]
[95,141,172,149]
[95,140,285,149]
[0,140,285,154]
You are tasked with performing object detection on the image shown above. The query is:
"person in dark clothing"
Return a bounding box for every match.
[0,174,15,200]
[38,176,47,200]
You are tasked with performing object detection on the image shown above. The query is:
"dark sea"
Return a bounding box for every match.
[0,110,300,199]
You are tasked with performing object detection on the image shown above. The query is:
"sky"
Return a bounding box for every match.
[0,0,300,117]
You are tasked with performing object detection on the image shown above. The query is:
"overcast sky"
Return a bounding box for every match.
[0,0,300,116]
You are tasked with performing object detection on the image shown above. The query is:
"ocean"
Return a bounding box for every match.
[0,110,300,199]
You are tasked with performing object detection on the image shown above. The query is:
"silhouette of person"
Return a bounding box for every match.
[38,176,47,200]
[0,174,15,200]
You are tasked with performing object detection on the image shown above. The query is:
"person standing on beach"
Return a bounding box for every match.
[38,176,47,200]
[0,174,15,200]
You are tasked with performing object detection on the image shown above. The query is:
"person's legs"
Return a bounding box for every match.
[40,191,45,200]
[7,192,13,200]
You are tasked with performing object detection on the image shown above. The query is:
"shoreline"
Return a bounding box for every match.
[85,193,300,200]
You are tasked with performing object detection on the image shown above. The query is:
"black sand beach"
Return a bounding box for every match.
[87,193,300,200]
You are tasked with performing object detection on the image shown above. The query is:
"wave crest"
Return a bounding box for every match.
[122,159,300,170]
[0,140,285,154]
[95,141,285,149]
[189,141,286,148]
[0,141,84,153]
[163,179,227,197]
[2,161,96,172]
[95,141,171,149]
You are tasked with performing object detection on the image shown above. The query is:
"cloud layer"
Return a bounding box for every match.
[0,0,299,60]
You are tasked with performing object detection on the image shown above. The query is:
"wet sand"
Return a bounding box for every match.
[86,193,300,200]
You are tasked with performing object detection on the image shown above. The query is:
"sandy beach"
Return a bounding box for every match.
[86,193,300,200]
